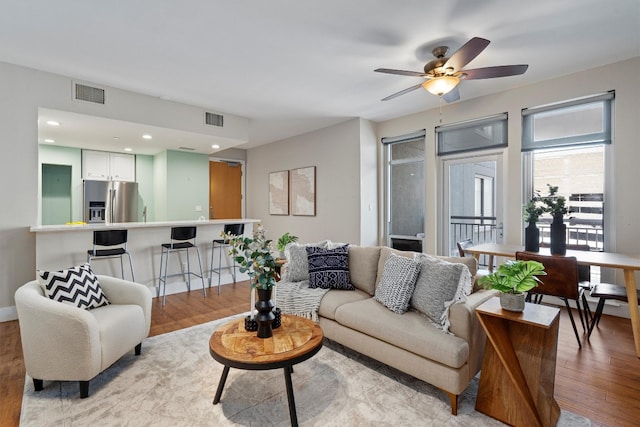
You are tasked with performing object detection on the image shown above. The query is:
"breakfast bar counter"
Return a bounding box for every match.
[30,219,259,297]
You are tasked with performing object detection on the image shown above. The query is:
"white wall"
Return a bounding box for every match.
[0,60,249,317]
[245,118,375,246]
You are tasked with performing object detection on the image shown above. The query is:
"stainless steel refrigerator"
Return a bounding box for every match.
[83,180,139,223]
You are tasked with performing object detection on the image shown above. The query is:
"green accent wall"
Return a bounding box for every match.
[166,150,209,220]
[38,144,83,222]
[41,164,72,225]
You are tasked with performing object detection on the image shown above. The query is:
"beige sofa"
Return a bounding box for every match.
[15,275,152,398]
[281,244,496,415]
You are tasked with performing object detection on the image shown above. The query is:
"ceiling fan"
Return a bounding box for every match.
[375,37,528,103]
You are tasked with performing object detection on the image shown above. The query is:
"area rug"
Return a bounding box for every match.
[20,314,591,426]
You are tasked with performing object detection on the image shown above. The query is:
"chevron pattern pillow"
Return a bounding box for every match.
[38,263,110,309]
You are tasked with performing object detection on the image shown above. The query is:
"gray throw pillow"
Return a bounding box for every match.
[410,254,472,332]
[306,244,354,290]
[374,253,421,314]
[284,240,331,282]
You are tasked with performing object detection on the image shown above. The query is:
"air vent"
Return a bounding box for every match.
[74,83,105,104]
[178,146,195,151]
[205,112,224,127]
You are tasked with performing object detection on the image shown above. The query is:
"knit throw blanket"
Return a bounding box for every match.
[275,280,330,322]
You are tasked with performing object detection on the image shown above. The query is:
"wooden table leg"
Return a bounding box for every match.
[283,366,298,427]
[623,269,640,358]
[213,365,230,404]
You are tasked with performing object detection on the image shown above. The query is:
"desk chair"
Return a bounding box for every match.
[516,251,586,347]
[158,226,206,305]
[587,283,640,339]
[87,229,135,281]
[210,223,245,294]
[457,239,492,277]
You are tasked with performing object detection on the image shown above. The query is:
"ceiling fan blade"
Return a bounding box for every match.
[443,37,490,71]
[460,64,529,80]
[381,83,423,101]
[375,68,428,77]
[442,87,460,103]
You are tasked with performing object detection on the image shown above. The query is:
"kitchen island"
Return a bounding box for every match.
[30,219,260,298]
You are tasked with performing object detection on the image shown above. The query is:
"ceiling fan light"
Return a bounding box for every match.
[422,76,460,96]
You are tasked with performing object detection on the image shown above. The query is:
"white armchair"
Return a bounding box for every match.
[15,275,152,398]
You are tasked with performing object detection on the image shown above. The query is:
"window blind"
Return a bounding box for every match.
[436,113,508,155]
[521,91,614,152]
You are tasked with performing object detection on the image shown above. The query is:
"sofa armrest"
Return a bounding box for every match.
[448,289,499,379]
[97,275,152,335]
[14,281,102,381]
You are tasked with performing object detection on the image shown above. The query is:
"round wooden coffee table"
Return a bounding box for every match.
[209,314,323,427]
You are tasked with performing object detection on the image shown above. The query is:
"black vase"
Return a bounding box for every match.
[255,288,275,338]
[524,222,540,252]
[550,214,567,255]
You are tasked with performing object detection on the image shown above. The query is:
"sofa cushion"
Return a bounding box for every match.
[90,303,146,369]
[348,246,381,295]
[410,254,473,332]
[334,298,470,369]
[38,263,110,310]
[374,253,421,314]
[318,288,369,320]
[306,244,354,290]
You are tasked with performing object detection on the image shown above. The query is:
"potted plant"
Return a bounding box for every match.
[276,232,299,259]
[523,190,545,252]
[542,184,570,255]
[224,224,280,338]
[478,260,546,312]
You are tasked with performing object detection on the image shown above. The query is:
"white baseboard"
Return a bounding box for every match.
[0,306,18,322]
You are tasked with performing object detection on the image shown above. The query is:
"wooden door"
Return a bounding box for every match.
[209,161,242,219]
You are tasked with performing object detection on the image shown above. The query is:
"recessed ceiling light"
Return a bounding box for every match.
[46,120,60,126]
[124,147,132,152]
[44,139,55,143]
[142,134,152,140]
[212,144,220,149]
[113,136,120,140]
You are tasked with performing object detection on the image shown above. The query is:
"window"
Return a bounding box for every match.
[522,92,613,253]
[436,113,507,155]
[382,130,425,251]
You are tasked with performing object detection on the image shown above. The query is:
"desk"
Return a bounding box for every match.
[466,243,640,358]
[475,297,561,427]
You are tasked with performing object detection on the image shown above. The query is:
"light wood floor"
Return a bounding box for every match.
[2,282,639,427]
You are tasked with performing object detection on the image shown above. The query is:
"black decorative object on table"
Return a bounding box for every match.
[550,214,567,255]
[255,288,275,338]
[244,315,258,331]
[272,307,282,329]
[524,223,540,252]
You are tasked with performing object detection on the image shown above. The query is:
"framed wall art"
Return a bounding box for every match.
[290,166,316,216]
[268,170,289,215]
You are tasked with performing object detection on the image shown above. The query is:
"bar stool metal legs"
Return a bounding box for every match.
[209,224,245,295]
[158,226,206,306]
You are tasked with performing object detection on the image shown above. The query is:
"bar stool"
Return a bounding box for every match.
[158,226,206,305]
[210,223,245,294]
[87,229,135,281]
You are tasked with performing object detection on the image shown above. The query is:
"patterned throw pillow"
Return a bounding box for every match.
[38,263,110,310]
[306,244,354,290]
[410,254,472,332]
[374,253,421,314]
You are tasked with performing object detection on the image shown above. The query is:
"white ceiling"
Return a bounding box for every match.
[2,1,639,155]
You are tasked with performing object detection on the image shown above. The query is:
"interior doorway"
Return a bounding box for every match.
[209,160,243,219]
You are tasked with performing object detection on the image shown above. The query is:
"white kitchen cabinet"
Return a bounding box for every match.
[82,150,135,181]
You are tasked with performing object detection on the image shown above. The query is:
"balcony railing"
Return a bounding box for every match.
[451,215,605,268]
